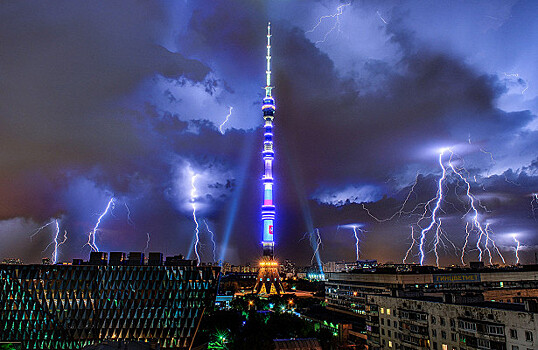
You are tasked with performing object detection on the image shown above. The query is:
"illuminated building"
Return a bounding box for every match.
[324,264,538,349]
[0,252,220,349]
[326,264,538,316]
[254,22,283,295]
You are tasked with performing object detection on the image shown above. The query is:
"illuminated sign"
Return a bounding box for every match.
[263,220,274,242]
[433,274,481,283]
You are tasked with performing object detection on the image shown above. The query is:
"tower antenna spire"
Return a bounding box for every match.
[265,22,273,98]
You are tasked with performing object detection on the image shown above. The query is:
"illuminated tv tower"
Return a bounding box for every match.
[254,22,283,295]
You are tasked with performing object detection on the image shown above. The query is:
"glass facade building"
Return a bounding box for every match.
[0,256,220,349]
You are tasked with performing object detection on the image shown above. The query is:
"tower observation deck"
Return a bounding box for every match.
[254,22,283,295]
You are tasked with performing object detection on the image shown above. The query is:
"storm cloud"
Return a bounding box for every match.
[0,0,537,266]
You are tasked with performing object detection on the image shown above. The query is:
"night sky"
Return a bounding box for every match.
[1,0,537,267]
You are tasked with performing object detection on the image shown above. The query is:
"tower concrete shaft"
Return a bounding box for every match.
[255,22,282,295]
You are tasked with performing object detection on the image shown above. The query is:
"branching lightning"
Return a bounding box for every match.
[52,221,68,264]
[85,197,115,252]
[188,166,201,265]
[306,3,350,44]
[416,149,448,266]
[448,151,505,265]
[362,172,423,223]
[219,106,233,134]
[30,219,68,264]
[204,220,217,262]
[361,144,508,266]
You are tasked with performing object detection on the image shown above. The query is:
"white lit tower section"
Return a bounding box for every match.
[255,22,282,295]
[261,22,276,258]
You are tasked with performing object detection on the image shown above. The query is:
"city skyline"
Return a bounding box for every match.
[0,1,537,266]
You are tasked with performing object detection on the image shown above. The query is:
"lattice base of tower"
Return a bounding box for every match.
[254,256,283,295]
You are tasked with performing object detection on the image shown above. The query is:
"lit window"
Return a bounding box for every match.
[381,307,385,314]
[389,341,393,348]
[387,308,391,315]
[442,344,448,350]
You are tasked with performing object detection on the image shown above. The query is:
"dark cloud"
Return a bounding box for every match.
[0,1,209,218]
[0,1,536,266]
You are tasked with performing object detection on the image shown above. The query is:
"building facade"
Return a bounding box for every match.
[326,266,538,316]
[366,294,538,350]
[0,254,220,349]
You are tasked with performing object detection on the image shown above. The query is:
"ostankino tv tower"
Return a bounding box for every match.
[254,22,283,295]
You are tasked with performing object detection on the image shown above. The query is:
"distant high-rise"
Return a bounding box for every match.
[254,22,283,295]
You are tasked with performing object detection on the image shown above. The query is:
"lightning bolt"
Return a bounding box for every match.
[351,225,362,261]
[85,197,115,252]
[204,219,217,262]
[144,232,151,253]
[362,172,423,223]
[52,222,68,264]
[188,166,201,265]
[29,220,56,240]
[448,151,505,265]
[403,227,417,264]
[376,10,387,24]
[531,193,538,221]
[513,234,521,264]
[219,106,233,134]
[41,220,59,256]
[124,202,135,226]
[306,3,350,44]
[367,147,504,266]
[417,149,449,266]
[30,219,68,264]
[310,228,323,266]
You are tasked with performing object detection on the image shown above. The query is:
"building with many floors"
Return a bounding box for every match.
[326,265,538,316]
[366,294,538,350]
